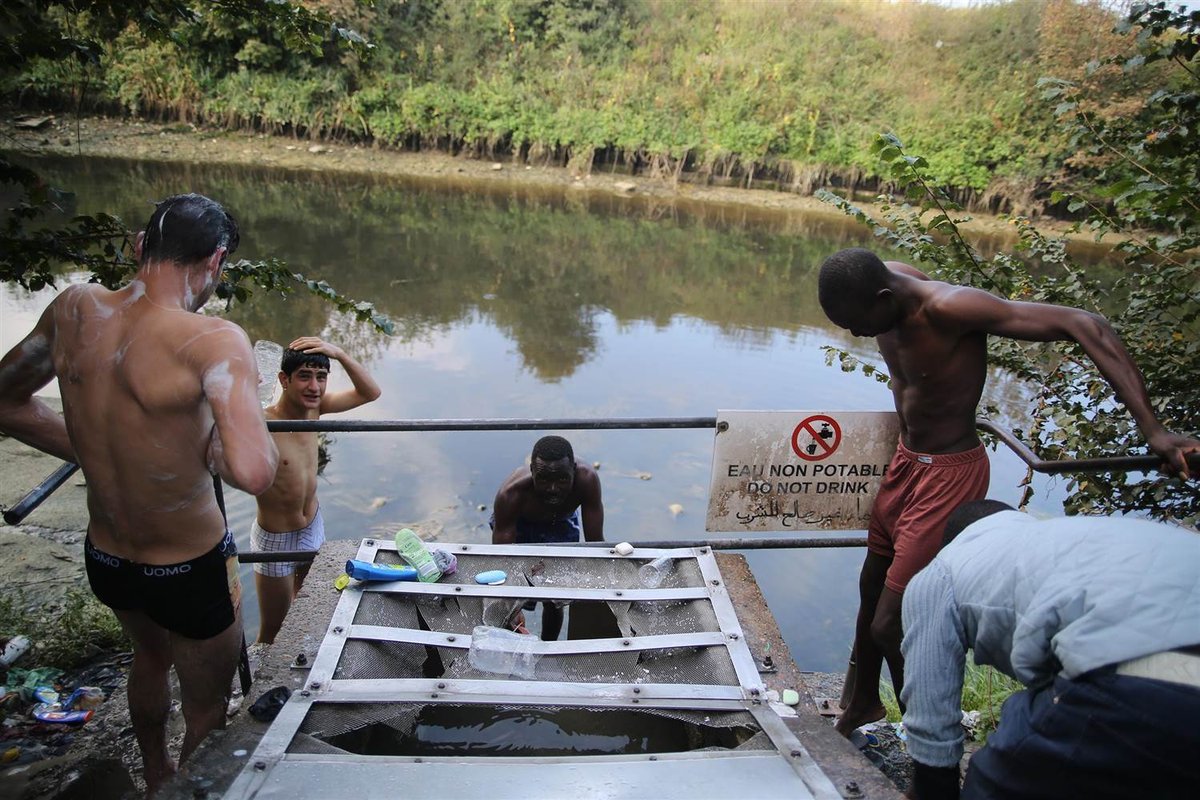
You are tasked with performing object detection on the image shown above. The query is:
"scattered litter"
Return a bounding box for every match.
[782,689,800,706]
[613,542,634,556]
[431,549,457,576]
[667,503,683,517]
[474,570,507,585]
[233,749,248,758]
[1,636,30,668]
[368,496,388,510]
[333,573,351,591]
[248,686,292,722]
[345,560,417,582]
[14,116,53,130]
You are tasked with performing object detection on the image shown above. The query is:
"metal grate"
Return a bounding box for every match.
[226,542,844,800]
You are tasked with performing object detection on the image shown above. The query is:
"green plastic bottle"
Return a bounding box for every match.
[394,528,442,582]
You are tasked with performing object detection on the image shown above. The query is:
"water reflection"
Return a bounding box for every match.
[0,154,1080,670]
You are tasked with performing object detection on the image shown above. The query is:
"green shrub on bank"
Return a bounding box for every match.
[880,659,1023,741]
[3,0,1162,211]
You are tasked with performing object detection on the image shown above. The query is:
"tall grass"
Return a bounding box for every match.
[880,656,1024,742]
[2,0,1153,213]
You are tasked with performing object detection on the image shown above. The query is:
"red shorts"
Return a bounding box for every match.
[867,442,990,593]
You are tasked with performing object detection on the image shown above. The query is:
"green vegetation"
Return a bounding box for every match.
[880,659,1024,741]
[1,588,128,671]
[0,0,390,331]
[819,2,1199,524]
[2,0,1163,214]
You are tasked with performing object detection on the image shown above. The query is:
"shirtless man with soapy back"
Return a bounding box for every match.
[0,193,278,794]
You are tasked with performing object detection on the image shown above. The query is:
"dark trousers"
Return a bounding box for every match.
[964,668,1200,799]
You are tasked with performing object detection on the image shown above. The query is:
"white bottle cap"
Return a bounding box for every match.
[614,542,634,555]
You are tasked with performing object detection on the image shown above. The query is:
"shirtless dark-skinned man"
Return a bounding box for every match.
[0,194,278,794]
[491,435,604,640]
[817,247,1200,738]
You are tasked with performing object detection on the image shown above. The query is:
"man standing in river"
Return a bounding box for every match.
[492,435,604,640]
[0,194,278,794]
[252,336,380,644]
[817,247,1200,738]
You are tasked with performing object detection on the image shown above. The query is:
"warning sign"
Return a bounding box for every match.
[707,410,901,532]
[792,415,841,461]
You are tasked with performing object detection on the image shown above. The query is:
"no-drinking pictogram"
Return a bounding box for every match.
[791,414,842,461]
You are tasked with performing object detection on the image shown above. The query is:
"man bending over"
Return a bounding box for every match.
[902,500,1200,799]
[817,247,1199,737]
[0,194,278,794]
[492,435,604,640]
[253,337,380,644]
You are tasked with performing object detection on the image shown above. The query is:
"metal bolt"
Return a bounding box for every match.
[615,591,623,597]
[631,698,639,703]
[447,636,456,642]
[455,586,462,592]
[461,546,470,551]
[711,579,720,586]
[333,626,343,634]
[649,755,657,761]
[365,539,375,546]
[749,688,760,695]
[309,681,321,690]
[790,750,802,758]
[729,633,739,640]
[437,683,446,689]
[700,548,709,554]
[622,639,631,646]
[609,548,616,554]
[843,781,862,797]
[294,653,307,665]
[253,762,266,771]
[414,758,423,763]
[633,687,641,694]
[717,421,729,432]
[300,690,311,698]
[431,693,439,698]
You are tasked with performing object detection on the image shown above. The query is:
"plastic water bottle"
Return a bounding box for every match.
[639,556,674,588]
[253,340,284,407]
[468,626,541,679]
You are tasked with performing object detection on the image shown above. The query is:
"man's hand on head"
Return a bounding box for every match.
[289,337,343,360]
[1147,430,1200,480]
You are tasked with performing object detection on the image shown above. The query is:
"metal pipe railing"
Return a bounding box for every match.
[5,415,1194,529]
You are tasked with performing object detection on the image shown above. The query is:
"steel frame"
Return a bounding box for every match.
[225,542,843,800]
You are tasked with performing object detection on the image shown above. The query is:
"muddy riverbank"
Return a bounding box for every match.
[3,109,1105,256]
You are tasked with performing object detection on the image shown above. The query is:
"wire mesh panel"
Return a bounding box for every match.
[226,542,843,800]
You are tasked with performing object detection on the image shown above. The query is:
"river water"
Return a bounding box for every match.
[0,155,1078,671]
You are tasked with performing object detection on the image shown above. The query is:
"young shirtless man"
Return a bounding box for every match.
[252,338,380,644]
[0,194,278,794]
[817,247,1200,738]
[491,435,604,640]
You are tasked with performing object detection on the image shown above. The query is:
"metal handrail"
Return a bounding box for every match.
[5,415,1194,529]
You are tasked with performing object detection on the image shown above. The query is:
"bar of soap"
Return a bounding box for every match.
[474,570,507,585]
[782,689,801,706]
[614,542,634,555]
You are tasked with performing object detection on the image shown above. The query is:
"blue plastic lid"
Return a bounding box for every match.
[474,569,507,585]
